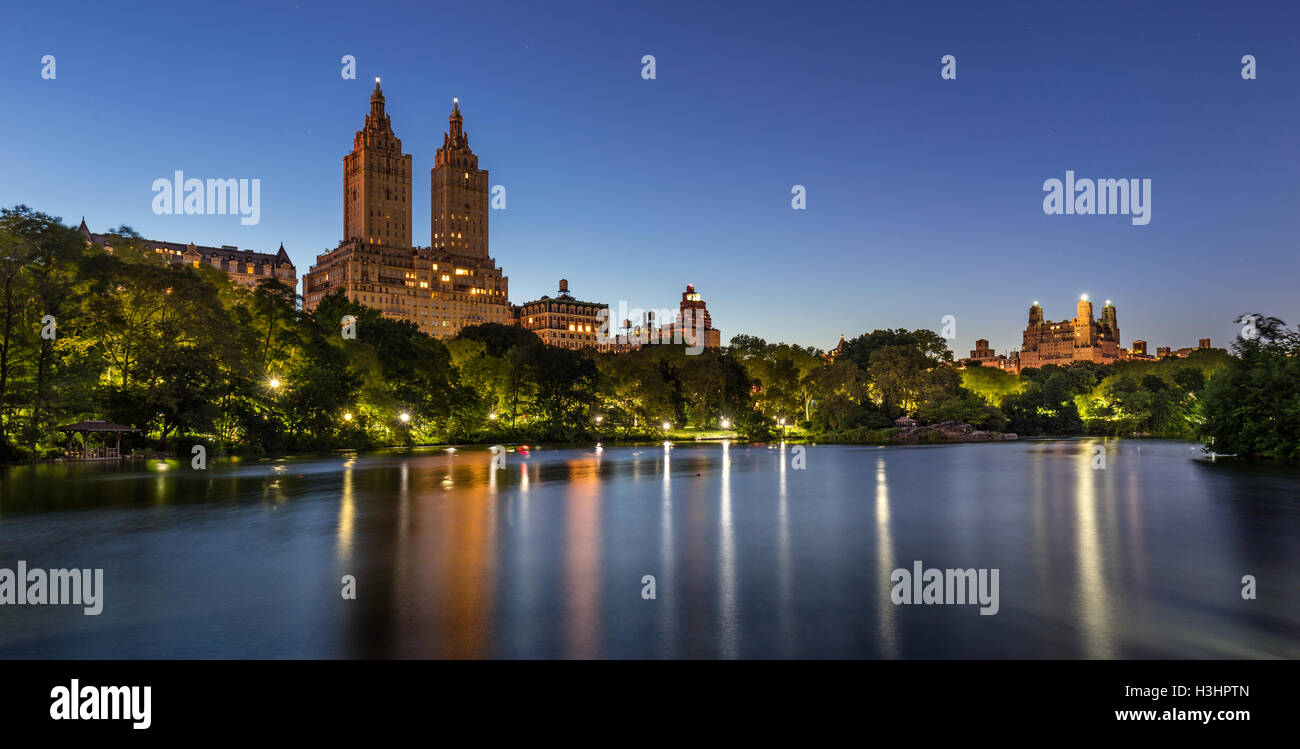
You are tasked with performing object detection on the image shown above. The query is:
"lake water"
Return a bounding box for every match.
[0,439,1296,658]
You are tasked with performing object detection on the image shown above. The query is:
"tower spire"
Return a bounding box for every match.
[448,97,464,145]
[370,78,385,118]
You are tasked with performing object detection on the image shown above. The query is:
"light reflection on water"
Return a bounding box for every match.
[0,440,1297,659]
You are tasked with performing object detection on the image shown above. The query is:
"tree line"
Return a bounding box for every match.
[2,205,1295,461]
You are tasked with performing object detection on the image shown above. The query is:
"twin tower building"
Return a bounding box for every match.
[302,81,509,336]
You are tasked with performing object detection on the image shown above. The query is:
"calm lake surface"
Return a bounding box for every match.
[0,439,1296,659]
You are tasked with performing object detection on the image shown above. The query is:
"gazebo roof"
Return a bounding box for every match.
[56,419,139,433]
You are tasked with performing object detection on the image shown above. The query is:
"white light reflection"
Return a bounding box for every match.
[718,439,738,657]
[875,455,899,658]
[1075,441,1115,658]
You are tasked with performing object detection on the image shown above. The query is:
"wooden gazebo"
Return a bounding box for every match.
[56,420,139,461]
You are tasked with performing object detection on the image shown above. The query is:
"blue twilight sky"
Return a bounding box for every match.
[1,0,1297,356]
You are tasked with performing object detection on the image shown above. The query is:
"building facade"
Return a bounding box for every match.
[515,280,610,350]
[303,84,509,338]
[80,220,296,291]
[431,98,490,258]
[658,284,723,350]
[964,338,1020,372]
[1017,296,1121,369]
[343,81,412,247]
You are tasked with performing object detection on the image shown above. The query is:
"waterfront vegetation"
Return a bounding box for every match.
[2,205,1298,461]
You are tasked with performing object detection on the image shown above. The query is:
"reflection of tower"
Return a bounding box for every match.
[343,79,413,246]
[431,98,490,258]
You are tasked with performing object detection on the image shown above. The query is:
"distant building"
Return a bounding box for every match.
[962,338,1020,373]
[1120,339,1156,361]
[658,284,723,350]
[1166,338,1222,358]
[894,416,918,429]
[1018,296,1121,369]
[80,220,296,291]
[825,335,847,361]
[516,279,610,350]
[302,83,509,338]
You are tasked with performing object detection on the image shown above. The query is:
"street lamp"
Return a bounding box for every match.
[343,412,353,422]
[399,412,411,423]
[594,415,603,424]
[488,412,498,420]
[662,421,672,431]
[720,417,730,430]
[268,377,281,389]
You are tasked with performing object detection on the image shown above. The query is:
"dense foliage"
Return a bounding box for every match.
[1,206,1293,461]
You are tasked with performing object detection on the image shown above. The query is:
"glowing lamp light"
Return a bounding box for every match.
[662,421,672,431]
[343,412,353,422]
[720,418,730,429]
[594,415,603,424]
[268,378,281,389]
[399,412,411,423]
[488,412,498,420]
[1081,293,1089,301]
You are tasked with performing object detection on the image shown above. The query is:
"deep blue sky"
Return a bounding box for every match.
[2,0,1297,355]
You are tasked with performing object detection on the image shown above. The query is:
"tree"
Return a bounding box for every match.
[1198,315,1300,460]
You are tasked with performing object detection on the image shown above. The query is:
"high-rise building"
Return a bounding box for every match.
[1018,295,1121,369]
[431,98,489,258]
[344,80,412,247]
[303,87,509,338]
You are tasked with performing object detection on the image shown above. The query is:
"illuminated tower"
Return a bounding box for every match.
[1100,300,1119,343]
[1074,295,1095,346]
[343,79,413,246]
[431,98,490,258]
[679,284,713,330]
